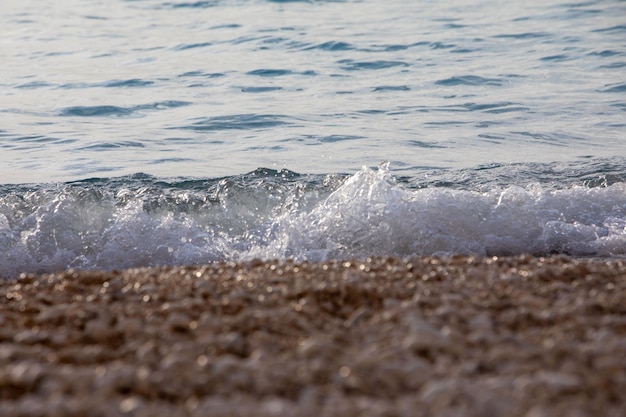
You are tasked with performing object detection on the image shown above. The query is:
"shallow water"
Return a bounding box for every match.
[1,0,625,182]
[1,0,626,276]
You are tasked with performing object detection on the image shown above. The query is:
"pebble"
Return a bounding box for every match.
[0,255,624,416]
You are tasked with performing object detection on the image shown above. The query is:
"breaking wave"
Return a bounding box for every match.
[2,163,626,278]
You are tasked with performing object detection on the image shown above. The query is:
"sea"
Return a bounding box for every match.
[1,0,625,278]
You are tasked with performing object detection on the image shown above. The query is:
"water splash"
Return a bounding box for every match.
[2,164,626,278]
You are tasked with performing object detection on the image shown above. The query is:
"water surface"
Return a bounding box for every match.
[1,0,625,276]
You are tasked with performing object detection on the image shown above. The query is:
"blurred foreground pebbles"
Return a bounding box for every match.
[0,255,625,416]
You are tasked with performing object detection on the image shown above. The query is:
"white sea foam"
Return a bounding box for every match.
[260,164,626,260]
[1,165,626,278]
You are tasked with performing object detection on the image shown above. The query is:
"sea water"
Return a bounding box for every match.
[1,0,625,277]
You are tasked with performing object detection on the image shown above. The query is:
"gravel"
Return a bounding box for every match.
[1,255,625,416]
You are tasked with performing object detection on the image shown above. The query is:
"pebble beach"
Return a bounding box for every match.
[1,255,625,416]
[3,0,626,415]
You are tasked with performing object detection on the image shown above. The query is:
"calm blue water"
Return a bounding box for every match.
[1,0,625,277]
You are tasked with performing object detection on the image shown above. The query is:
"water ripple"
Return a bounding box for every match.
[373,85,410,92]
[597,62,626,69]
[462,102,528,113]
[240,86,283,93]
[512,131,586,146]
[1,134,77,151]
[435,76,504,86]
[15,81,53,89]
[102,79,154,88]
[177,114,294,131]
[160,1,217,8]
[178,71,225,78]
[338,60,409,71]
[59,106,135,117]
[59,101,191,117]
[173,42,212,51]
[592,24,626,34]
[280,134,365,145]
[588,50,622,58]
[58,79,156,89]
[407,140,446,149]
[493,32,551,39]
[540,54,574,62]
[246,69,293,77]
[599,83,626,93]
[134,101,192,111]
[305,41,355,51]
[78,141,146,151]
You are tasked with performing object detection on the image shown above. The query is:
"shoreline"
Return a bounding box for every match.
[1,255,625,416]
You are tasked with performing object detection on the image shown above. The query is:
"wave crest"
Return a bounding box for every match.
[2,165,626,278]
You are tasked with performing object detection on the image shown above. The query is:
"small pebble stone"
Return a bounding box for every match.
[0,256,624,416]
